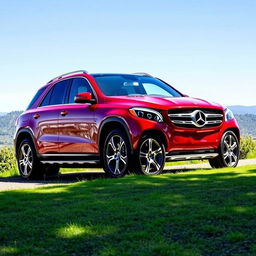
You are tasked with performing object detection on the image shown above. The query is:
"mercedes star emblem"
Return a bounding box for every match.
[192,110,207,127]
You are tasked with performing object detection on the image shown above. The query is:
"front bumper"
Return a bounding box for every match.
[128,115,239,153]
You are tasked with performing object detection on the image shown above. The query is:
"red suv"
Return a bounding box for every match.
[14,70,240,179]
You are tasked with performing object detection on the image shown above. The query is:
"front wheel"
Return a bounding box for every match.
[132,135,165,175]
[209,131,240,168]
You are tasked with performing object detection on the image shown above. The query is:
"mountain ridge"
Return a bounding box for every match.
[228,105,256,115]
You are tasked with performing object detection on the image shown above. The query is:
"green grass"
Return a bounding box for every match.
[247,151,256,159]
[1,165,256,255]
[0,168,18,178]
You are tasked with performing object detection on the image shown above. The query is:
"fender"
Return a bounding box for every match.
[98,116,133,154]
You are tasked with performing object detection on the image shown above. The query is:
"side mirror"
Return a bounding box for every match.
[74,92,95,104]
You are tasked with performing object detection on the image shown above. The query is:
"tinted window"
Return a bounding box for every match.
[40,88,53,106]
[68,78,93,103]
[40,80,69,107]
[50,80,69,105]
[27,87,46,109]
[93,75,182,97]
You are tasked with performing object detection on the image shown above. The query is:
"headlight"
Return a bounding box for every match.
[129,107,163,122]
[224,108,234,122]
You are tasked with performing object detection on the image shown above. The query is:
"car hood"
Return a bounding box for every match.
[106,96,224,110]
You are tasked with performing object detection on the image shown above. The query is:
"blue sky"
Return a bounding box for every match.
[0,0,255,112]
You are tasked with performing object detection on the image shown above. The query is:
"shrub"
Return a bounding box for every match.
[240,136,256,159]
[0,147,17,173]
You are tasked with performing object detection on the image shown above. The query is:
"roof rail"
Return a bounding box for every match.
[47,70,88,83]
[132,72,153,77]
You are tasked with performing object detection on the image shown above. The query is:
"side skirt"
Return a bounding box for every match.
[166,149,218,162]
[38,153,101,168]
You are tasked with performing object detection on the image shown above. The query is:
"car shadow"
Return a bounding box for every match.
[0,166,212,184]
[0,171,107,184]
[164,167,212,173]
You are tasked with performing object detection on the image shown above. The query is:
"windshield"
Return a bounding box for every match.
[93,74,182,97]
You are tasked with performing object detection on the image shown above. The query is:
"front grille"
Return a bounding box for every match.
[168,108,223,128]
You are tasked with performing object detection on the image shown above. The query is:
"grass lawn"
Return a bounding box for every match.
[0,165,256,256]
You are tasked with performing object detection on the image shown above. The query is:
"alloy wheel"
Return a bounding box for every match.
[18,143,33,177]
[106,135,128,175]
[139,138,164,174]
[222,133,239,167]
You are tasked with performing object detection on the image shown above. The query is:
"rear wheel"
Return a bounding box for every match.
[17,138,60,179]
[17,139,44,179]
[209,131,240,168]
[102,129,130,178]
[132,135,165,175]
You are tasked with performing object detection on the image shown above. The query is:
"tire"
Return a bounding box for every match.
[132,134,165,175]
[209,130,240,168]
[102,129,130,178]
[17,138,45,179]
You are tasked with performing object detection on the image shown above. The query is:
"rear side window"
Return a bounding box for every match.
[68,78,93,103]
[26,87,46,109]
[50,80,69,105]
[40,88,52,106]
[40,80,69,106]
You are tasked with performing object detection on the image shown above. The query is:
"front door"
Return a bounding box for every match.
[58,78,97,153]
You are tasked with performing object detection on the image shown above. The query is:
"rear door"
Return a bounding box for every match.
[33,80,70,154]
[58,77,97,153]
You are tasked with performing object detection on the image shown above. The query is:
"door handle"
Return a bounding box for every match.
[60,111,68,116]
[33,113,40,119]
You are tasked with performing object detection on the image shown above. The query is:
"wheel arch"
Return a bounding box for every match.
[139,129,168,150]
[15,128,37,156]
[224,127,240,141]
[98,117,133,155]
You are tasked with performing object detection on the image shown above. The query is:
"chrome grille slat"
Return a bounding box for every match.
[172,120,194,124]
[205,113,223,118]
[207,120,222,124]
[169,109,223,128]
[168,114,192,117]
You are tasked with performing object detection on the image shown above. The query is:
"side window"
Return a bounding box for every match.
[40,80,69,106]
[40,88,53,106]
[27,87,46,109]
[68,78,93,103]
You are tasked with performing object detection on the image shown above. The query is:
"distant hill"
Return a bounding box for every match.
[0,112,7,116]
[228,105,256,115]
[0,111,23,146]
[234,114,256,138]
[0,110,255,146]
